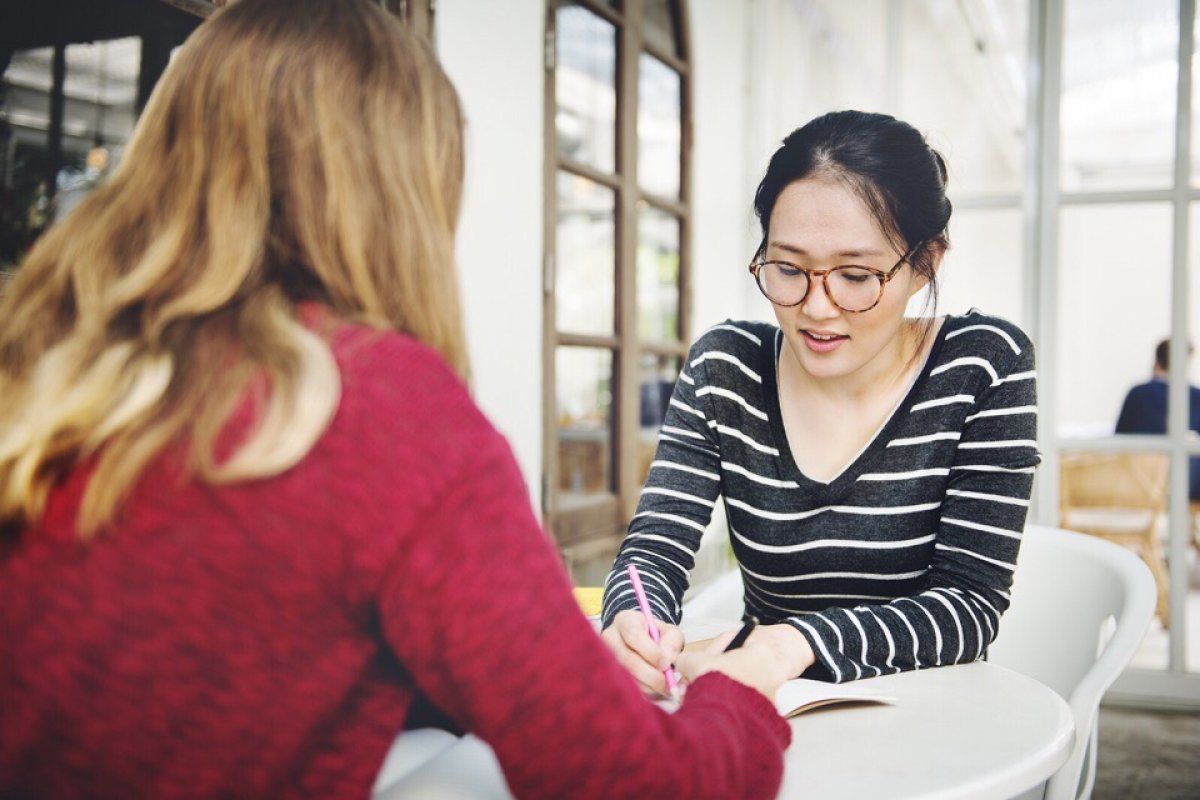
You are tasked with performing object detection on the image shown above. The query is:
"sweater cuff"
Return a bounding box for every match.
[785,616,840,683]
[687,672,792,748]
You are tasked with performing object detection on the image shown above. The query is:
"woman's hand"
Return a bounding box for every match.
[600,609,685,697]
[675,623,815,702]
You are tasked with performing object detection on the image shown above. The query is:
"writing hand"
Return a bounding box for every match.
[601,609,684,697]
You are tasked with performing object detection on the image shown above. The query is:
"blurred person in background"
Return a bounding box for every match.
[1116,338,1200,500]
[0,1,791,798]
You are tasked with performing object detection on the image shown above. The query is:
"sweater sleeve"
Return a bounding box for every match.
[600,334,725,629]
[789,326,1040,682]
[374,385,789,799]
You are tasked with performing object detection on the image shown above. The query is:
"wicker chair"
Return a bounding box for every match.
[1058,451,1169,628]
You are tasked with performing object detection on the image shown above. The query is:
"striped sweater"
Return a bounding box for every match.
[601,309,1040,683]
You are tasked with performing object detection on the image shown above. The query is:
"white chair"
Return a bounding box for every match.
[372,728,462,798]
[681,567,745,622]
[988,524,1157,800]
[373,734,514,799]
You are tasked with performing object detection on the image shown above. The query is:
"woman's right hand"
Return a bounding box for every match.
[600,609,685,697]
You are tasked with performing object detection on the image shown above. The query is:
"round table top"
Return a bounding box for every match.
[775,660,1075,800]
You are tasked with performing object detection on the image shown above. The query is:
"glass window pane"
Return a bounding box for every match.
[1193,8,1200,188]
[642,0,681,58]
[2,39,142,268]
[1189,204,1200,388]
[934,208,1025,327]
[557,171,615,335]
[1056,203,1172,438]
[557,347,615,499]
[637,205,680,342]
[555,4,616,174]
[1061,0,1177,193]
[637,53,681,199]
[637,353,681,485]
[899,0,1028,196]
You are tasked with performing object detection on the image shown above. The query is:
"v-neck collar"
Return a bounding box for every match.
[760,317,952,496]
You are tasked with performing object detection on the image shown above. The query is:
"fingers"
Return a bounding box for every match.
[600,625,668,695]
[658,622,684,664]
[614,610,670,670]
[603,610,683,697]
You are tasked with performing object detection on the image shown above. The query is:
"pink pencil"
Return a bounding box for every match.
[627,564,681,697]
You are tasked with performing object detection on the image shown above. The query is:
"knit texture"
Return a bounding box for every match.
[0,323,790,800]
[602,310,1040,683]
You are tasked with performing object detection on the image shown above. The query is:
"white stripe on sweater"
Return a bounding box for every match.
[964,405,1038,423]
[858,468,950,481]
[721,460,800,488]
[946,324,1022,354]
[739,564,927,583]
[690,351,762,383]
[911,394,975,412]
[931,356,999,383]
[946,488,1030,507]
[730,524,936,554]
[696,386,769,420]
[941,516,1023,539]
[934,543,1017,570]
[649,460,719,481]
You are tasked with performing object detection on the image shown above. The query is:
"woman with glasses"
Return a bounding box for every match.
[0,1,793,797]
[601,110,1039,692]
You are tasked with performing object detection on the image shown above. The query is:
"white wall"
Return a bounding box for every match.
[688,0,760,332]
[437,0,545,502]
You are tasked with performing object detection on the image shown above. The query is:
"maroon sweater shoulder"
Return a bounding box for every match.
[0,324,789,799]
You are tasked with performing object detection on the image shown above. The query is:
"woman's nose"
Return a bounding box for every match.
[800,274,840,319]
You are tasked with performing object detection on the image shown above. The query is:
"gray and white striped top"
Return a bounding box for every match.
[601,309,1039,683]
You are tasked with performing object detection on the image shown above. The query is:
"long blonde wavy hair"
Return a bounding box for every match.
[0,0,468,536]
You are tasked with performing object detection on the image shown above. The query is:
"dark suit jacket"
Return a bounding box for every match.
[1115,377,1200,499]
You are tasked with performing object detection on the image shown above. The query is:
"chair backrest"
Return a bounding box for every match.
[988,524,1156,800]
[680,568,745,622]
[1059,452,1168,513]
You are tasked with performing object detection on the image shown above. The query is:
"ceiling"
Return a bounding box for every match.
[2,0,206,55]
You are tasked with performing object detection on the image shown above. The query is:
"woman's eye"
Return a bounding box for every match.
[836,268,874,284]
[774,263,804,278]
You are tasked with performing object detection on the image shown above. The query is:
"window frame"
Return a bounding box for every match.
[542,0,693,581]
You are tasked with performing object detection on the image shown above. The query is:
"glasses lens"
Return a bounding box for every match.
[827,267,884,312]
[757,262,808,305]
[756,263,885,311]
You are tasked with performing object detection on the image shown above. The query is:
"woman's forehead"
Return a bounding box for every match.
[768,179,896,254]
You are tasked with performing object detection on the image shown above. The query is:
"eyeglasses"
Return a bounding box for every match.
[748,244,921,313]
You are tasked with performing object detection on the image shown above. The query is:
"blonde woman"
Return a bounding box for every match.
[0,1,791,798]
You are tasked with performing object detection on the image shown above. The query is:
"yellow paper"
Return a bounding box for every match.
[573,587,604,618]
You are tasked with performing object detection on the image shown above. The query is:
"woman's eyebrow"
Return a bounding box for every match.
[767,241,888,259]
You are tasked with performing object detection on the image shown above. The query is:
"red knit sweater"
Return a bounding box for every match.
[0,323,790,799]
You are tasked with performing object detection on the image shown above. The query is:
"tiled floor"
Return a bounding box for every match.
[1094,705,1200,800]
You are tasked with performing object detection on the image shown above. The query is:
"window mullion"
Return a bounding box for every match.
[615,0,642,523]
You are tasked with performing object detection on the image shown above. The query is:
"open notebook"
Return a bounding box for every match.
[656,676,894,718]
[773,677,895,718]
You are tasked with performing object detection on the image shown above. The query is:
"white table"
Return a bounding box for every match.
[775,660,1074,800]
[375,659,1073,800]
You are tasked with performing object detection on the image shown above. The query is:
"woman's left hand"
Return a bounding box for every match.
[706,622,816,679]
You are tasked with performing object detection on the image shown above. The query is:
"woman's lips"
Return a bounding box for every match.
[800,329,847,353]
